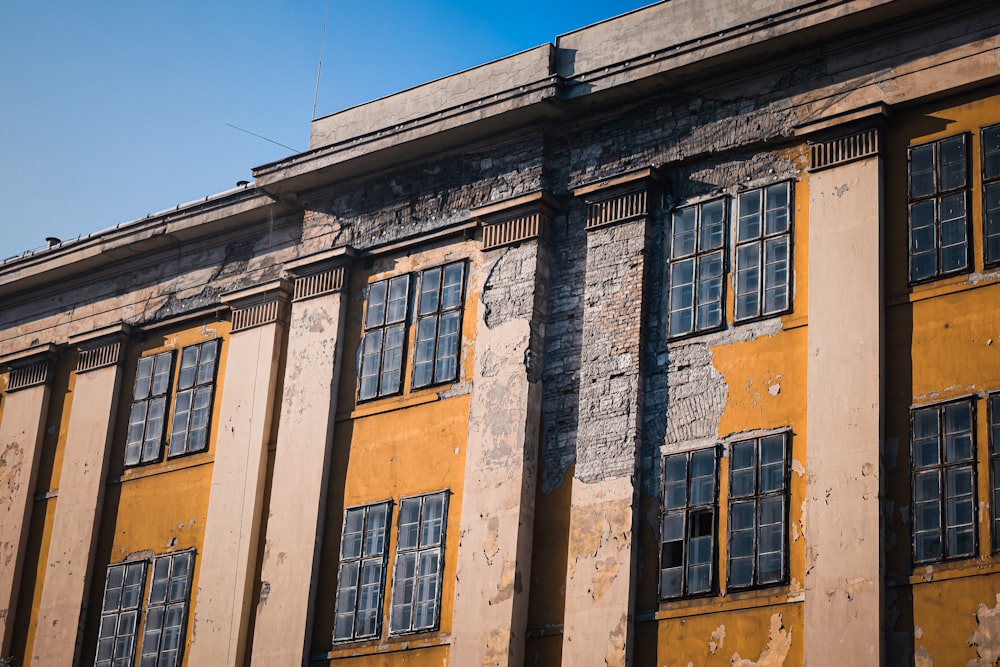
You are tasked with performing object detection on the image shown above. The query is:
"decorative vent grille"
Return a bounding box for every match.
[482,212,546,250]
[586,189,648,229]
[231,299,285,333]
[293,266,346,302]
[9,360,50,391]
[77,341,122,373]
[810,128,880,171]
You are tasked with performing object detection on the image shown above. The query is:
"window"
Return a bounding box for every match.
[95,562,146,667]
[727,433,788,589]
[990,394,1000,552]
[412,262,465,388]
[911,399,976,563]
[734,183,792,321]
[359,276,410,400]
[668,199,726,337]
[125,352,173,466]
[168,340,218,457]
[390,491,448,634]
[982,124,1000,266]
[124,339,221,467]
[333,501,391,642]
[660,448,717,598]
[908,134,970,282]
[95,552,194,667]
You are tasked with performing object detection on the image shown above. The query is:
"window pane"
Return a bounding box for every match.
[365,281,387,329]
[412,318,436,388]
[909,144,935,198]
[735,243,761,320]
[152,352,172,396]
[737,190,761,241]
[435,312,461,382]
[671,207,697,258]
[177,346,198,390]
[700,199,726,251]
[418,267,441,316]
[386,276,409,324]
[358,331,383,400]
[196,339,218,385]
[764,183,789,235]
[379,324,404,395]
[696,252,724,330]
[984,125,1000,179]
[938,134,966,190]
[441,263,464,310]
[986,183,1000,265]
[134,356,153,400]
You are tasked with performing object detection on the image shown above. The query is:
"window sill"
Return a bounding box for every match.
[110,452,214,484]
[889,555,1000,587]
[338,382,471,421]
[654,582,803,620]
[313,633,451,661]
[888,268,1000,307]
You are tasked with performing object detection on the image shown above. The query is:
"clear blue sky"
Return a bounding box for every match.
[0,1,650,260]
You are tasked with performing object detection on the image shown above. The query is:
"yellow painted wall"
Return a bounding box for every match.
[884,87,1000,662]
[651,147,809,665]
[78,319,229,666]
[314,243,478,663]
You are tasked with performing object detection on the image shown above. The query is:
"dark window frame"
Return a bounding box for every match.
[167,339,220,459]
[332,500,393,643]
[981,124,1000,268]
[726,432,790,591]
[389,490,449,636]
[907,133,972,283]
[659,447,719,600]
[733,181,794,323]
[910,398,978,564]
[358,275,411,401]
[412,261,466,389]
[667,197,729,339]
[95,561,147,667]
[988,393,1000,553]
[138,550,195,667]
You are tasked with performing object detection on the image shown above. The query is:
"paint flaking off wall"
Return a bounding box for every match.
[731,613,791,667]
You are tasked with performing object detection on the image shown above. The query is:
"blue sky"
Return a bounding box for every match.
[0,1,650,260]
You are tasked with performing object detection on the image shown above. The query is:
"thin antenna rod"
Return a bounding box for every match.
[224,123,297,152]
[313,0,330,120]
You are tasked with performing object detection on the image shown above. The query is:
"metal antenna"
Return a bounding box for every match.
[313,0,330,120]
[224,123,298,152]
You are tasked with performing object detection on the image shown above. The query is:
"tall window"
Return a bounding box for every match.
[390,491,448,634]
[139,552,194,667]
[990,394,1000,553]
[660,448,717,598]
[734,183,792,321]
[728,433,788,589]
[911,399,976,563]
[94,552,194,667]
[668,199,726,337]
[95,561,146,667]
[413,262,465,388]
[333,501,391,642]
[168,340,219,457]
[908,134,970,282]
[982,124,1000,267]
[125,352,173,466]
[359,276,410,400]
[124,339,221,468]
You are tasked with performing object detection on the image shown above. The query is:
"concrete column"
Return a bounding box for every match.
[189,280,290,666]
[802,121,884,665]
[30,324,129,665]
[561,172,658,667]
[451,194,554,666]
[250,248,353,666]
[0,345,56,656]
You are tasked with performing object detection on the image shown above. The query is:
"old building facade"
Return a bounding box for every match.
[2,0,1000,665]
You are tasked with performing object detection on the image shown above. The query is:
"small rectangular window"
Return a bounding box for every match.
[734,183,792,321]
[359,276,411,400]
[911,399,977,563]
[390,491,448,634]
[412,262,465,388]
[333,501,392,642]
[139,551,194,667]
[125,351,174,466]
[168,340,219,457]
[95,561,146,667]
[660,448,717,598]
[988,394,1000,553]
[908,134,970,282]
[727,433,788,590]
[982,125,1000,267]
[668,199,727,337]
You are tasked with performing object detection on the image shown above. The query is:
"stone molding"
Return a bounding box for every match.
[69,323,132,374]
[809,127,880,172]
[472,190,558,251]
[1,344,59,392]
[222,280,293,333]
[285,247,357,303]
[572,167,663,231]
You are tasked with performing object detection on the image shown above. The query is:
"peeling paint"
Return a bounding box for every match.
[731,613,792,667]
[709,624,726,655]
[915,646,934,667]
[967,594,1000,667]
